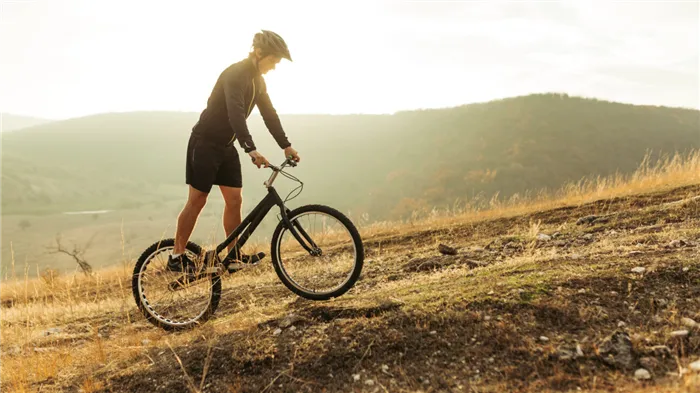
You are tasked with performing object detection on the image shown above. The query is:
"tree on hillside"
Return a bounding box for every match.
[46,234,95,275]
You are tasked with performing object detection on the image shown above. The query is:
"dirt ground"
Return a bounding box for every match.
[2,185,699,392]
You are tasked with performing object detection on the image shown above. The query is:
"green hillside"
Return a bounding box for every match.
[3,93,697,218]
[2,93,698,275]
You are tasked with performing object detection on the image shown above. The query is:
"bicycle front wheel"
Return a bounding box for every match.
[271,204,364,300]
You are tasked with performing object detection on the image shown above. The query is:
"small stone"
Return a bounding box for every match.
[381,364,389,372]
[364,379,375,386]
[540,336,549,342]
[578,289,586,294]
[487,290,494,295]
[557,348,575,360]
[670,330,689,338]
[289,326,297,332]
[610,291,619,296]
[583,234,594,241]
[682,267,690,272]
[669,239,686,248]
[429,330,437,335]
[681,318,697,329]
[273,328,282,336]
[634,368,651,380]
[609,230,618,235]
[690,360,700,372]
[487,357,495,363]
[577,215,598,225]
[484,316,491,321]
[141,339,151,346]
[279,314,304,328]
[671,330,689,337]
[570,254,582,260]
[598,331,636,370]
[352,374,360,382]
[631,267,646,274]
[43,327,62,336]
[537,233,552,241]
[438,244,458,255]
[618,321,627,328]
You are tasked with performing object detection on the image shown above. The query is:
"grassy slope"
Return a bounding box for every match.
[1,178,699,392]
[3,94,699,278]
[2,94,698,218]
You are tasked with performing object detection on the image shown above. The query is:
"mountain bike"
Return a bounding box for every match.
[131,157,365,331]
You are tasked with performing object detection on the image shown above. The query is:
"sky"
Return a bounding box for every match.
[0,0,698,120]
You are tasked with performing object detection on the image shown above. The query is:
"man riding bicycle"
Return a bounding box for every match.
[168,30,300,272]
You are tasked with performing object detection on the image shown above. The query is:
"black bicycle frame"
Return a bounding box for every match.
[215,186,319,265]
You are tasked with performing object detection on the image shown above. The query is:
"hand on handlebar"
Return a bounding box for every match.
[248,151,270,168]
[284,146,300,163]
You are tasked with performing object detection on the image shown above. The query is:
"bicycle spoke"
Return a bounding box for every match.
[277,211,358,295]
[136,246,215,327]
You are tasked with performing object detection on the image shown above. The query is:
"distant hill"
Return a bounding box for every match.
[1,114,54,132]
[2,94,699,220]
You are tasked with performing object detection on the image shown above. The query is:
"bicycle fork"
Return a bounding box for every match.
[280,207,322,256]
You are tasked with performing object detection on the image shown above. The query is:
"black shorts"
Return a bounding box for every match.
[186,134,242,193]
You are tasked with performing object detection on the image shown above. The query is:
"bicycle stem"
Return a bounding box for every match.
[264,158,293,188]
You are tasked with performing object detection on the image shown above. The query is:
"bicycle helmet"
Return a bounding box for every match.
[252,30,292,61]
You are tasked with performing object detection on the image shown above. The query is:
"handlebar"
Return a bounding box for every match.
[251,156,298,171]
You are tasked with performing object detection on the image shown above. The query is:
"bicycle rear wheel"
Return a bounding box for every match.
[271,204,364,300]
[132,238,221,331]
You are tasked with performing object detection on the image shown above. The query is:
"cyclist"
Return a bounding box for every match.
[168,30,300,272]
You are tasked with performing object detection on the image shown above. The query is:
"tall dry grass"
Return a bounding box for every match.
[3,151,699,307]
[356,149,700,239]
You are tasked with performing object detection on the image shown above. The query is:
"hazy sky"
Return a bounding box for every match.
[1,0,698,119]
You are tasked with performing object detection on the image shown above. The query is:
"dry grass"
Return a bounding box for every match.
[357,150,700,240]
[1,150,699,392]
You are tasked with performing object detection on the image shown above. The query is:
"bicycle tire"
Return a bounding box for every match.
[132,238,221,331]
[270,204,364,300]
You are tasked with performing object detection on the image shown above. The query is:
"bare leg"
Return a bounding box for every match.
[173,186,208,254]
[219,186,243,254]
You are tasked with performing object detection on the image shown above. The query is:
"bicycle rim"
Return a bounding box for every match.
[275,211,358,296]
[137,246,214,328]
